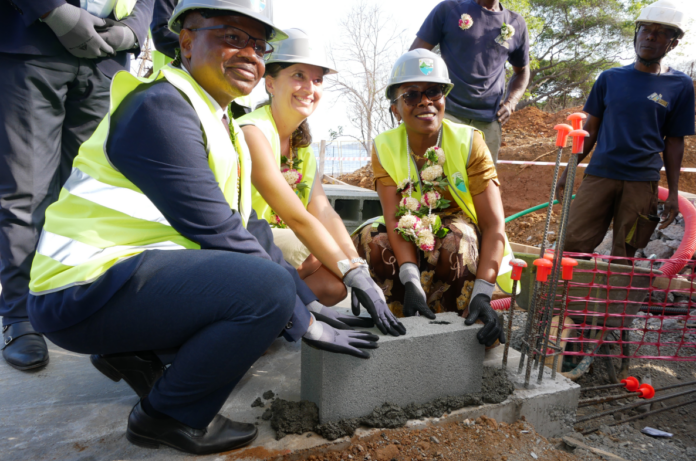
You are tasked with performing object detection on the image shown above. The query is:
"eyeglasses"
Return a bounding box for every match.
[392,85,446,106]
[637,25,678,40]
[185,25,274,58]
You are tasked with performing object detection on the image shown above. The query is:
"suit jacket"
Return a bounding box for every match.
[105,79,314,341]
[151,0,178,59]
[0,0,155,77]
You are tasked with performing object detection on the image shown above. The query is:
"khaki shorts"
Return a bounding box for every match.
[444,112,502,164]
[271,228,311,268]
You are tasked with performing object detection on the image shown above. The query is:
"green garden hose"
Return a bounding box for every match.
[505,195,576,223]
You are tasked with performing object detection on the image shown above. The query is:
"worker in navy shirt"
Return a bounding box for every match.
[410,0,530,163]
[557,0,695,258]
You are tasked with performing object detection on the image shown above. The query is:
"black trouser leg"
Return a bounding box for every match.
[0,53,110,327]
[43,250,297,429]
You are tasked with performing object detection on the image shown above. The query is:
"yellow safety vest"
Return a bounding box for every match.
[29,65,252,294]
[114,0,137,20]
[372,119,517,294]
[238,105,317,223]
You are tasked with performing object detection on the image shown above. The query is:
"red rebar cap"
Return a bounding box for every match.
[567,112,587,130]
[543,252,554,260]
[554,124,573,148]
[561,257,578,281]
[638,383,655,399]
[510,258,528,281]
[570,129,590,155]
[534,258,553,282]
[621,376,640,392]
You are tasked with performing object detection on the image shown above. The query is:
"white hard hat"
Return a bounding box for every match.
[265,28,337,74]
[385,49,454,100]
[635,0,687,39]
[169,0,287,41]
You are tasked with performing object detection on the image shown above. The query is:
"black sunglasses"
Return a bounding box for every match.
[185,25,274,58]
[392,85,446,106]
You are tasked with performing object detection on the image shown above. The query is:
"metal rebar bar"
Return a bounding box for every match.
[551,280,571,379]
[578,380,696,407]
[517,146,564,373]
[537,153,579,383]
[502,279,519,368]
[580,382,630,393]
[574,387,696,424]
[581,397,696,435]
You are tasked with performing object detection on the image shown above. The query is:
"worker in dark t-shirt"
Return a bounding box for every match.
[557,0,695,259]
[410,0,530,163]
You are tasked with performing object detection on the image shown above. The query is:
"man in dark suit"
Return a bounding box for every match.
[0,0,155,371]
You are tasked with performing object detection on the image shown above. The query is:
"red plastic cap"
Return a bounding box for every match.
[554,124,573,148]
[570,129,590,155]
[543,252,554,260]
[638,383,655,399]
[567,112,587,130]
[621,376,639,392]
[510,258,527,281]
[533,258,553,282]
[561,257,578,281]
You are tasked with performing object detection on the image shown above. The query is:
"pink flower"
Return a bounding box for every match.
[421,190,441,208]
[459,14,473,30]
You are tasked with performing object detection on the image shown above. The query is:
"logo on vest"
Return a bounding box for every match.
[452,172,467,193]
[419,59,434,76]
[647,92,669,108]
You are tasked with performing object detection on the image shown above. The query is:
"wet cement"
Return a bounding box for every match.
[270,367,515,441]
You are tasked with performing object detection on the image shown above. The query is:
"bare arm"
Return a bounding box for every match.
[660,136,684,229]
[376,181,418,266]
[243,125,350,277]
[409,37,435,51]
[307,183,360,260]
[497,65,531,125]
[471,182,506,283]
[556,114,601,201]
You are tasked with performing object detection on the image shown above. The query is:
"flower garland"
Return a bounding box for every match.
[394,133,451,252]
[270,134,310,228]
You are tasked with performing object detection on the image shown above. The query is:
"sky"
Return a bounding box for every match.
[261,0,696,144]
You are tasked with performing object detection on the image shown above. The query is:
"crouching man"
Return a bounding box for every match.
[558,0,695,259]
[26,0,381,455]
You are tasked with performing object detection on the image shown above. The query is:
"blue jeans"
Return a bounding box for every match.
[43,249,296,429]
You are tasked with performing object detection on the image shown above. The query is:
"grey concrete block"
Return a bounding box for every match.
[301,312,485,423]
[324,184,382,233]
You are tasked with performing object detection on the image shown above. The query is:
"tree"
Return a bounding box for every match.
[512,0,650,109]
[327,1,407,153]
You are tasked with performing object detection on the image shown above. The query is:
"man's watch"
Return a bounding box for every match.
[337,258,367,276]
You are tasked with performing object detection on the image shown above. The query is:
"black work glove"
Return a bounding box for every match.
[465,293,506,347]
[303,318,379,359]
[307,300,374,330]
[399,263,436,319]
[345,266,406,336]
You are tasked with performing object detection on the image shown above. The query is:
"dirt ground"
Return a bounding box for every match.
[282,417,599,461]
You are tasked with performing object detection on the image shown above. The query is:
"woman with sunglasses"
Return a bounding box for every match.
[353,49,515,347]
[239,29,406,336]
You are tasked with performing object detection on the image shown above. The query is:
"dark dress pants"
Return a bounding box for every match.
[0,52,111,326]
[44,250,297,429]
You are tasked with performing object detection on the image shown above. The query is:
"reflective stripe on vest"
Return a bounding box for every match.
[29,65,252,295]
[238,105,317,223]
[372,119,517,294]
[114,0,136,20]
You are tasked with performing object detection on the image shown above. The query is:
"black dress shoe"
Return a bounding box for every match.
[2,322,49,371]
[126,401,258,455]
[90,352,165,398]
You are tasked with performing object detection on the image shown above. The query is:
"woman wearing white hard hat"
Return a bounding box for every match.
[353,49,516,347]
[240,29,406,335]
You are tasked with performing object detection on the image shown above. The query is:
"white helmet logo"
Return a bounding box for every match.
[251,0,266,12]
[419,59,434,76]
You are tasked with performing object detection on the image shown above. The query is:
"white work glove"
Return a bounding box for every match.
[100,19,138,52]
[303,315,379,359]
[43,4,114,58]
[398,263,435,319]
